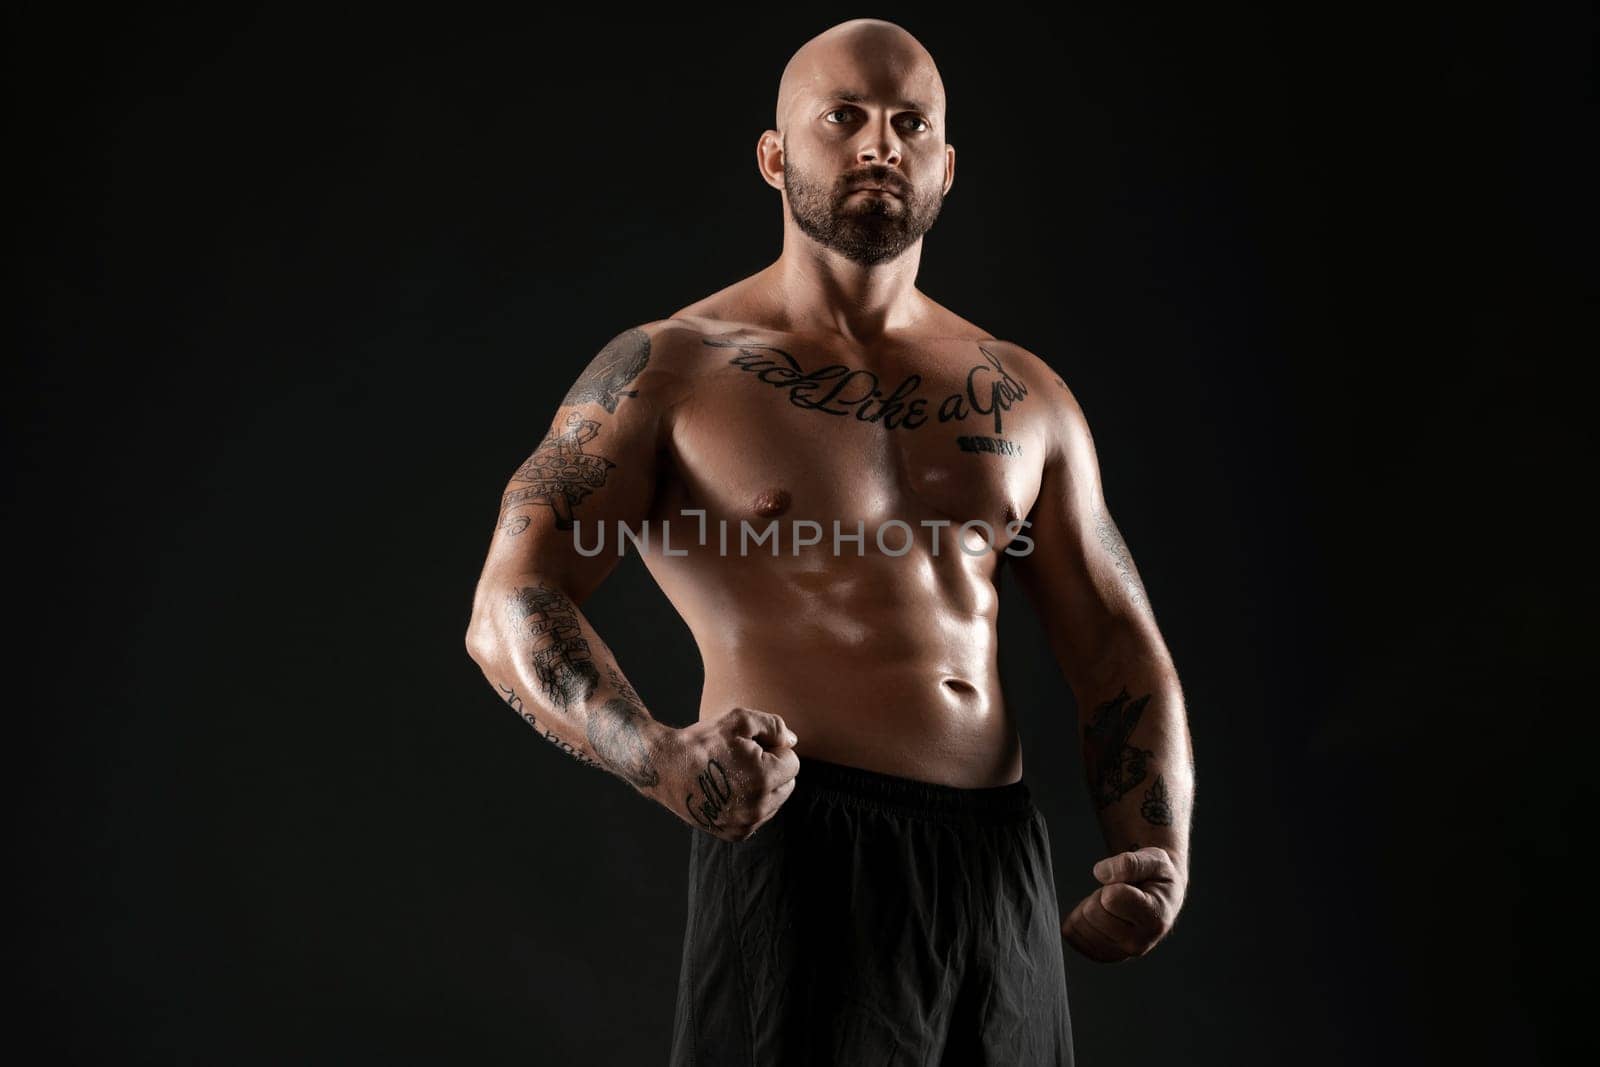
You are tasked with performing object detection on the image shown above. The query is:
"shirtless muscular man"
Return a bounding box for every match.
[466,18,1195,1066]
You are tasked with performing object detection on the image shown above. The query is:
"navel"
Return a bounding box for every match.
[942,677,979,697]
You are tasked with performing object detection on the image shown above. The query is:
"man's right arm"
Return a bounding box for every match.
[463,320,799,840]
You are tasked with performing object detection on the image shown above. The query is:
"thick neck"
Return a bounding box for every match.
[759,218,927,343]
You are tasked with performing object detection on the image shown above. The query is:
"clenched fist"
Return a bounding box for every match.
[648,707,801,842]
[1061,846,1186,962]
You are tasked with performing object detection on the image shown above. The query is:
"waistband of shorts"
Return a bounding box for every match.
[793,754,1035,821]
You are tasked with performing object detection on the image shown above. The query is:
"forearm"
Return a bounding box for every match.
[467,574,674,794]
[1072,639,1195,875]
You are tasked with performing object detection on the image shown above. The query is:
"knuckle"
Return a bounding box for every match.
[1122,887,1158,917]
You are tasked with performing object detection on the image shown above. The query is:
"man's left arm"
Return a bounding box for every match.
[1010,364,1196,963]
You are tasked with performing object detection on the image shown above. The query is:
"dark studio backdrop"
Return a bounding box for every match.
[12,4,1589,1064]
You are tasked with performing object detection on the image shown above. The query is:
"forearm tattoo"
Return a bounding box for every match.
[496,683,602,770]
[585,681,660,789]
[1141,774,1174,826]
[1084,688,1155,810]
[687,756,734,831]
[506,584,600,708]
[591,665,663,787]
[605,665,643,706]
[499,412,617,535]
[1093,502,1149,610]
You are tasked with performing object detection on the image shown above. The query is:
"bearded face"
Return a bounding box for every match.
[781,135,945,266]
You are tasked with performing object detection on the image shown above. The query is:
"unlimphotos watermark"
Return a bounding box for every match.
[570,509,1035,558]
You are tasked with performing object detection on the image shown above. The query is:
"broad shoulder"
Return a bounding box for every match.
[911,298,1078,407]
[623,316,737,384]
[555,318,713,419]
[974,339,1094,467]
[977,339,1086,420]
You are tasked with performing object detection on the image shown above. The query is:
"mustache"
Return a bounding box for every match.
[840,169,910,196]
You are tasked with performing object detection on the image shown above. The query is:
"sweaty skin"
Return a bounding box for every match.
[465,18,1194,964]
[631,314,1042,788]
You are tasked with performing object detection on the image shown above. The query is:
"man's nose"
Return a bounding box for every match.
[856,123,903,167]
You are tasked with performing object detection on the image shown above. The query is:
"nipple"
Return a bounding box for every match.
[753,488,792,517]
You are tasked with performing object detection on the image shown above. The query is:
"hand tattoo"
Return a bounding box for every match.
[687,757,734,831]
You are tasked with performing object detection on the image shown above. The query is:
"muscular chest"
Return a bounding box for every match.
[667,335,1048,540]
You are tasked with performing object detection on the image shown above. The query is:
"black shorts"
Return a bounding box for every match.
[668,754,1075,1066]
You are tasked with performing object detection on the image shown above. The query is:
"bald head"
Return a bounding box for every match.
[774,19,946,136]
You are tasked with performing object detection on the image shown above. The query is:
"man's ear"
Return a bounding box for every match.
[943,142,956,197]
[756,130,785,191]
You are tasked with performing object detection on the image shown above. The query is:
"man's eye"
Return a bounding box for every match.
[901,116,930,132]
[825,109,854,123]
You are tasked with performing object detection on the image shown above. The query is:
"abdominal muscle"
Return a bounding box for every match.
[644,544,1026,789]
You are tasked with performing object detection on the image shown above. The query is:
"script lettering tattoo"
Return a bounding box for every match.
[563,328,651,413]
[704,338,930,428]
[587,698,660,788]
[963,347,1028,433]
[499,412,617,534]
[1094,502,1149,610]
[496,683,601,769]
[1141,774,1173,826]
[1084,688,1155,810]
[687,757,735,830]
[956,434,1022,457]
[703,339,1028,433]
[506,584,600,708]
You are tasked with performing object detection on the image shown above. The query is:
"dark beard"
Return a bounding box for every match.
[781,145,943,266]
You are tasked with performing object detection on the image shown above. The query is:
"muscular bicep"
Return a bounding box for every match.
[1013,385,1157,679]
[476,322,686,600]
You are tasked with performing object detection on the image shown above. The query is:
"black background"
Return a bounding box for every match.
[13,5,1588,1064]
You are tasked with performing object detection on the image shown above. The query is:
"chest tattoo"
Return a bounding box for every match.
[704,338,1030,437]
